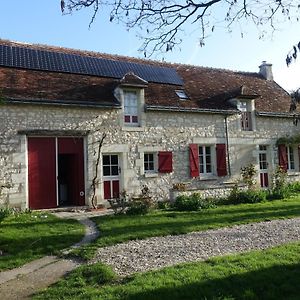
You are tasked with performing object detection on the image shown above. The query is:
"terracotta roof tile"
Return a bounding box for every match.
[0,39,292,113]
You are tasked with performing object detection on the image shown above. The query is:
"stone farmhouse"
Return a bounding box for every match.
[0,40,298,210]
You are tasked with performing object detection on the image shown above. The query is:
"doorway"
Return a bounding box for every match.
[28,137,85,209]
[58,154,76,206]
[258,145,269,188]
[103,154,120,199]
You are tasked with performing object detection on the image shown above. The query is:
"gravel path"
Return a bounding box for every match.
[92,217,300,276]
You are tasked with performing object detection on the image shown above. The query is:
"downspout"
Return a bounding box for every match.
[224,115,231,176]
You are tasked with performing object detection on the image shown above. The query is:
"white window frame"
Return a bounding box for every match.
[287,146,295,171]
[199,145,214,176]
[124,90,139,126]
[144,152,157,173]
[238,101,253,131]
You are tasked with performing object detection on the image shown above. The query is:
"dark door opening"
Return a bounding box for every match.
[28,137,85,210]
[58,154,76,206]
[58,138,85,207]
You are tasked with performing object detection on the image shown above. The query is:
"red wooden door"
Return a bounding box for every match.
[28,137,57,209]
[58,138,85,206]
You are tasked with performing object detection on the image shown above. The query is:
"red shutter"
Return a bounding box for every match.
[278,144,288,172]
[189,144,199,177]
[216,144,227,176]
[158,151,173,173]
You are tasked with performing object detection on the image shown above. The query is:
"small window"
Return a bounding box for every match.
[175,90,188,100]
[102,155,119,176]
[199,146,212,175]
[124,91,139,126]
[144,153,156,173]
[287,146,295,170]
[238,101,252,131]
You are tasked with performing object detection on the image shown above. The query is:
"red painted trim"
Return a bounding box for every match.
[189,144,199,178]
[216,144,227,176]
[158,151,173,173]
[278,144,288,172]
[28,137,57,209]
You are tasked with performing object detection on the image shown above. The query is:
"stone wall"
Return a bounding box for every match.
[0,103,299,208]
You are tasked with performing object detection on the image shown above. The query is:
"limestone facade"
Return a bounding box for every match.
[0,102,298,209]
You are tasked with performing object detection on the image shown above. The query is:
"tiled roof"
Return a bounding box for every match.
[0,39,292,113]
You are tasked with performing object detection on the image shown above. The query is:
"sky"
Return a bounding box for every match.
[0,1,300,91]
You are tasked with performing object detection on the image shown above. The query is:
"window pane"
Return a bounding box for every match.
[144,153,155,171]
[111,166,119,175]
[103,166,110,176]
[110,155,118,165]
[200,165,204,173]
[206,164,212,173]
[199,146,203,155]
[132,116,138,123]
[103,155,110,165]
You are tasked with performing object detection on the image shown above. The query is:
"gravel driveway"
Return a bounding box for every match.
[92,217,300,276]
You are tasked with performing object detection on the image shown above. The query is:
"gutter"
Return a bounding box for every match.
[4,98,122,109]
[146,105,238,115]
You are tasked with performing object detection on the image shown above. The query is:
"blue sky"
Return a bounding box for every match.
[1,1,300,91]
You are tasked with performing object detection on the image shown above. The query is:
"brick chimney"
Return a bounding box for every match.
[259,61,273,81]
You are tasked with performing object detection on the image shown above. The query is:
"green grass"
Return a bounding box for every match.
[0,212,85,270]
[34,242,300,300]
[72,196,300,260]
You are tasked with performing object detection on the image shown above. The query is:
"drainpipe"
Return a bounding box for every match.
[224,115,231,176]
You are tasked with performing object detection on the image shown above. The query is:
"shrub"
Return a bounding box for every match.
[266,166,290,200]
[0,207,11,223]
[108,190,129,215]
[228,189,267,204]
[173,193,202,211]
[126,185,153,215]
[156,200,170,210]
[126,198,152,215]
[198,197,217,209]
[241,163,257,189]
[228,183,240,203]
[287,181,300,193]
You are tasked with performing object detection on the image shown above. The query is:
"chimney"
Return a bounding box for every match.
[259,61,273,81]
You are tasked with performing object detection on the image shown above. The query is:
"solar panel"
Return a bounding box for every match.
[0,44,183,85]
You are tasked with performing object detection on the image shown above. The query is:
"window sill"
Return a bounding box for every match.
[287,171,300,176]
[199,176,217,181]
[122,126,145,132]
[144,172,158,178]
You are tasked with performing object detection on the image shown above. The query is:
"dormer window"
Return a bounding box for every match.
[237,101,252,131]
[175,89,188,100]
[124,91,139,125]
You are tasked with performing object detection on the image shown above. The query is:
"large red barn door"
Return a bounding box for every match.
[28,137,57,209]
[58,138,85,206]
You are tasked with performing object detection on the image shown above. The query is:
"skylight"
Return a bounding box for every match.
[175,89,188,100]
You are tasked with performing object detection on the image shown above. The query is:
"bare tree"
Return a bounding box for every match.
[61,0,299,57]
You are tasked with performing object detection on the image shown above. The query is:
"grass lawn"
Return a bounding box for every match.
[72,196,300,260]
[0,212,85,271]
[34,241,300,300]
